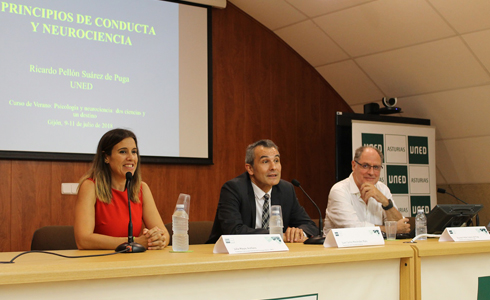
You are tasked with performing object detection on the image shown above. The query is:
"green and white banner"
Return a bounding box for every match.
[353,120,436,216]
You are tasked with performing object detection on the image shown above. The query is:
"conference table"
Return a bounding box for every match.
[407,238,490,300]
[0,243,414,300]
[1,239,489,300]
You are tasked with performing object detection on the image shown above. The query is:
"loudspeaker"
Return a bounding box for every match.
[364,103,380,114]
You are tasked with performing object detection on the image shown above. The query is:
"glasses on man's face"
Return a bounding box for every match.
[355,160,383,172]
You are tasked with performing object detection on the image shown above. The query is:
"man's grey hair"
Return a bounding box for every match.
[245,139,279,166]
[353,146,384,162]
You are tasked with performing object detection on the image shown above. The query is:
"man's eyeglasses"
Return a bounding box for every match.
[355,160,383,172]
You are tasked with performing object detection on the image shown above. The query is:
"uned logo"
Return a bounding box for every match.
[412,205,430,215]
[361,133,384,162]
[410,146,427,155]
[365,143,382,151]
[410,196,431,217]
[408,136,429,164]
[386,165,408,194]
[388,175,407,184]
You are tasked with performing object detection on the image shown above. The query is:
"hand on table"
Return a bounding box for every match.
[283,227,307,243]
[142,226,167,250]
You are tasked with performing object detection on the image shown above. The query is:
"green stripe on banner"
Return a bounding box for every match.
[478,276,490,300]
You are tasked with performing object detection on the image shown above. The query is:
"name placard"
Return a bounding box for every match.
[324,227,385,248]
[439,226,490,242]
[213,234,289,254]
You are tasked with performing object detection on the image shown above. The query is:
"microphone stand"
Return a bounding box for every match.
[292,179,325,245]
[115,172,146,253]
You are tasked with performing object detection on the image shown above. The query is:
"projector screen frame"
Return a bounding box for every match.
[0,0,213,165]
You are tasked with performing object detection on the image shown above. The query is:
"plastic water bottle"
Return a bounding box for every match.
[269,206,283,238]
[172,204,189,251]
[415,208,427,240]
[269,216,283,235]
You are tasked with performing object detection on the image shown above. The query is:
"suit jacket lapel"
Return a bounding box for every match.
[271,183,281,206]
[245,173,258,228]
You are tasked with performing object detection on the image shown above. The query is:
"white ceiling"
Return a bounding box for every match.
[229,0,490,185]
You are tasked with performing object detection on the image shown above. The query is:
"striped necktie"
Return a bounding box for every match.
[261,194,270,229]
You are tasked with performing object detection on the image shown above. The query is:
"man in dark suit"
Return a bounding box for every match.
[207,139,318,244]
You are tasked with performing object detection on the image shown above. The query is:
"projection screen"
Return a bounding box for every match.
[0,0,212,164]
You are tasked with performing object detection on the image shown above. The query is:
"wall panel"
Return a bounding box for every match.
[0,161,11,252]
[11,161,52,251]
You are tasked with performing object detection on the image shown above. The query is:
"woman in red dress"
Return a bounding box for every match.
[75,128,169,250]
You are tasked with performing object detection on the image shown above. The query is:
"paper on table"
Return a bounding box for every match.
[439,226,490,242]
[213,234,289,254]
[324,227,384,248]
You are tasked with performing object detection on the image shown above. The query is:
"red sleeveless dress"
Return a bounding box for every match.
[92,179,144,237]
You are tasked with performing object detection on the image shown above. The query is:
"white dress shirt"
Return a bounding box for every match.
[324,173,396,232]
[251,182,272,229]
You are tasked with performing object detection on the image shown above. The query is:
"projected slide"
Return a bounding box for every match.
[0,0,210,161]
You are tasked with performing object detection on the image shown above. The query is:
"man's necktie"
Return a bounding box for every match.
[261,194,270,229]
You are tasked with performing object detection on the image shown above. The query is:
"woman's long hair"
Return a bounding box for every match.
[79,128,142,204]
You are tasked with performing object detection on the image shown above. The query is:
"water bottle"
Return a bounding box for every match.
[172,204,189,251]
[269,205,283,238]
[415,208,427,240]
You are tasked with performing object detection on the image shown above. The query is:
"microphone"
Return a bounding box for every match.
[291,179,325,245]
[437,188,479,226]
[437,188,467,204]
[115,172,146,253]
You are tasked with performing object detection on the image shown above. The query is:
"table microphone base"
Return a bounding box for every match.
[115,242,146,253]
[304,235,325,245]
